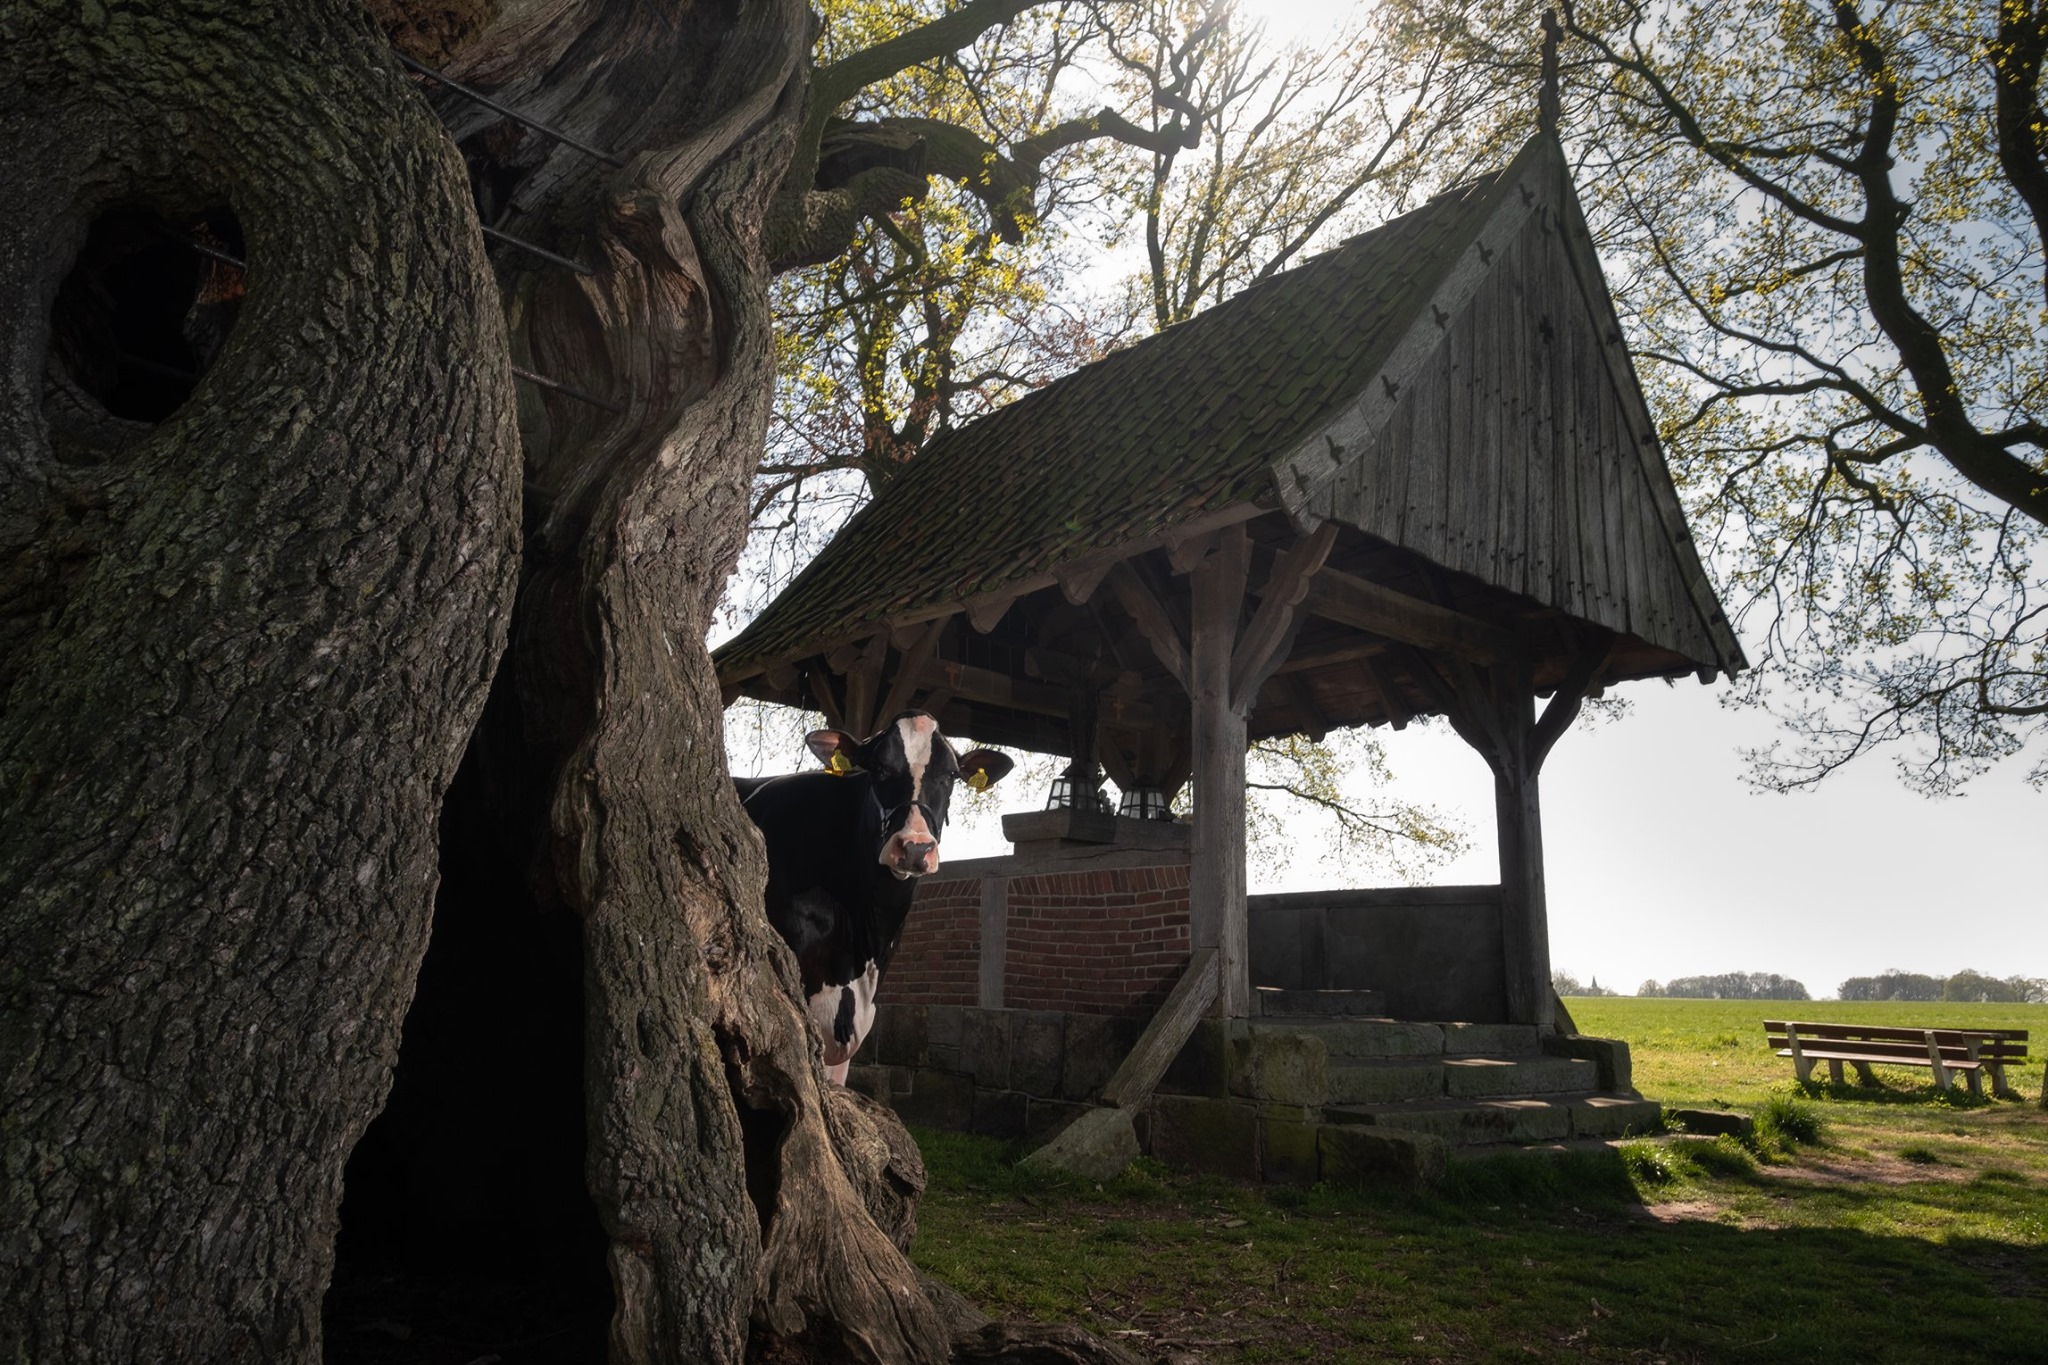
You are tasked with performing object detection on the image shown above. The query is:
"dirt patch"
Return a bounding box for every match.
[1637,1199,1770,1229]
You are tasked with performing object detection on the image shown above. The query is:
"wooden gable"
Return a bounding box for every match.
[1273,139,1739,677]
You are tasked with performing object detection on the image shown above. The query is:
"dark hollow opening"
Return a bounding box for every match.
[47,205,244,423]
[327,673,610,1364]
[727,1060,790,1242]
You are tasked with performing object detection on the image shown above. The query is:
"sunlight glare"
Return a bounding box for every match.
[1230,0,1370,49]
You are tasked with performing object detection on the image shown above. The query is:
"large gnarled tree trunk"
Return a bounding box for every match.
[0,2,519,1358]
[2,3,1142,1362]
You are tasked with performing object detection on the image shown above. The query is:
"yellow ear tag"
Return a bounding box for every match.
[826,751,855,776]
[966,768,991,792]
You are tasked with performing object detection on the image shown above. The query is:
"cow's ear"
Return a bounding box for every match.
[956,749,1013,792]
[806,728,862,775]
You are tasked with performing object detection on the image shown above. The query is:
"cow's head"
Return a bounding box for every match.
[806,712,1013,879]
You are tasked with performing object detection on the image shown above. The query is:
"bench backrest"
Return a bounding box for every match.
[1763,1021,2028,1064]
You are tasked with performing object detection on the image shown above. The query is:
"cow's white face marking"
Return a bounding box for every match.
[808,959,881,1084]
[879,714,945,877]
[898,714,935,798]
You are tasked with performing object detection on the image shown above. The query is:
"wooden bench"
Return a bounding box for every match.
[1763,1021,2030,1099]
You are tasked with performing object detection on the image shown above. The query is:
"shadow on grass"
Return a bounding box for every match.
[910,1126,2048,1364]
[1796,1076,1996,1106]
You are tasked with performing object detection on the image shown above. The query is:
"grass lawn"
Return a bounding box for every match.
[910,998,2048,1363]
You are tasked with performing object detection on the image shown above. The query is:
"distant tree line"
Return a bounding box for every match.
[1839,970,2048,1004]
[1551,971,1617,998]
[1636,973,1811,1001]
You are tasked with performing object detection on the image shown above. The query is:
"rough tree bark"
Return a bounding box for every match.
[3,2,1146,1362]
[0,2,520,1360]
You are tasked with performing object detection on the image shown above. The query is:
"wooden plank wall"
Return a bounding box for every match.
[1322,205,1718,666]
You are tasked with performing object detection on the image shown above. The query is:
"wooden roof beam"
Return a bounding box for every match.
[1106,561,1190,691]
[912,657,1160,729]
[1363,654,1413,731]
[1230,522,1338,713]
[1302,567,1518,667]
[877,617,947,723]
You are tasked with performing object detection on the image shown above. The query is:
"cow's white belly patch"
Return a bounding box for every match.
[808,960,880,1072]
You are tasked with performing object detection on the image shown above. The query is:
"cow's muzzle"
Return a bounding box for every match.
[891,838,938,877]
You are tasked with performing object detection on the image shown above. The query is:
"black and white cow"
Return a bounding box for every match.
[737,711,1012,1083]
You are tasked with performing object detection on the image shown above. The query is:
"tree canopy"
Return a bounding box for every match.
[1409,0,2048,791]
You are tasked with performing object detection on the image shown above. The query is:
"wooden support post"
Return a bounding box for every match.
[1100,948,1220,1108]
[978,876,1007,1010]
[1062,687,1104,805]
[1399,631,1611,1031]
[1786,1023,1810,1084]
[1490,673,1552,1030]
[1188,527,1252,1018]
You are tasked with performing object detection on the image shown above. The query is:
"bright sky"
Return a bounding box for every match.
[1235,0,1355,49]
[923,678,2047,1001]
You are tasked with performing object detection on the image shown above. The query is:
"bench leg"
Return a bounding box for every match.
[1852,1061,1878,1086]
[1923,1032,1950,1094]
[1965,1068,1983,1100]
[1827,1059,1844,1085]
[1787,1027,1810,1084]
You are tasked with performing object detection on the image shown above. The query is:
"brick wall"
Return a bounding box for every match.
[1005,864,1191,1017]
[887,862,1192,1017]
[884,874,981,1006]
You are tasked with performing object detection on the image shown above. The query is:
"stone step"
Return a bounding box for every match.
[1252,987,1388,1017]
[1326,1059,1446,1105]
[1252,1019,1447,1059]
[1323,1092,1661,1146]
[1441,1023,1543,1057]
[1442,1054,1597,1098]
[1245,1019,1544,1059]
[1448,1136,1637,1164]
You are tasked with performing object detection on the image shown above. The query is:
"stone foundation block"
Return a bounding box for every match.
[1318,1125,1448,1187]
[970,1088,1028,1138]
[1011,1010,1066,1096]
[1543,1033,1633,1091]
[1259,1116,1321,1185]
[1667,1107,1751,1141]
[845,1064,893,1104]
[1228,1030,1328,1106]
[1570,1096,1663,1139]
[927,1004,964,1051]
[892,1068,974,1131]
[961,1009,1011,1090]
[868,1004,927,1067]
[1060,1013,1137,1101]
[1159,1018,1239,1098]
[1146,1095,1260,1180]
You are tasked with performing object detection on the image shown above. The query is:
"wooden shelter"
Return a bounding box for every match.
[717,137,1743,1031]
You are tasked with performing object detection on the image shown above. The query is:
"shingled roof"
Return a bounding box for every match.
[719,136,1745,723]
[718,145,1541,681]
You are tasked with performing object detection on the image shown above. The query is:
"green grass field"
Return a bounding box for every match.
[911,998,2048,1363]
